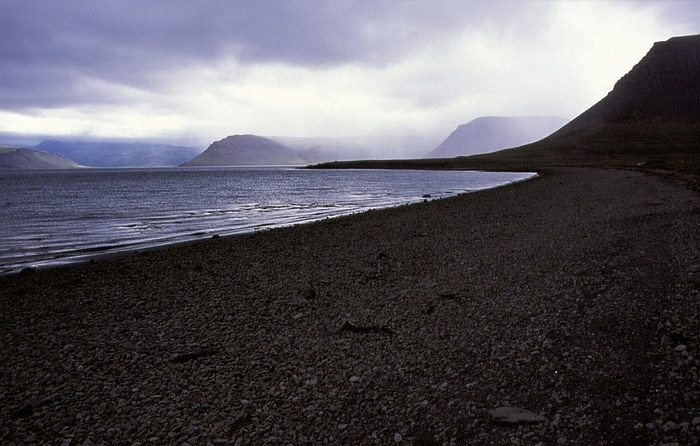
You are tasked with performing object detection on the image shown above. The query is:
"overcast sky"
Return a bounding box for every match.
[1,0,698,146]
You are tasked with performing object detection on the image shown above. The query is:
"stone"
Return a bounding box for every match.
[488,406,547,424]
[394,432,403,442]
[662,421,680,432]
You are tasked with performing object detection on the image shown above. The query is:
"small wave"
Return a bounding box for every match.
[0,168,534,274]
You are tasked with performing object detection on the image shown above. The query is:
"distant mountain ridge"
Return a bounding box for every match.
[182,135,307,166]
[425,116,568,158]
[182,134,443,166]
[0,147,83,169]
[34,140,203,167]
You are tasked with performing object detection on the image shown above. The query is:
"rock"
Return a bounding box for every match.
[394,432,403,442]
[170,348,218,363]
[550,413,561,429]
[674,344,686,352]
[488,406,547,424]
[670,332,689,345]
[11,393,58,419]
[662,421,680,432]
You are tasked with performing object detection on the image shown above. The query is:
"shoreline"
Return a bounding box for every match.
[1,167,698,444]
[1,170,536,277]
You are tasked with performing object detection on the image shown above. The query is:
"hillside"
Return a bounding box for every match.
[182,135,307,166]
[0,147,83,169]
[464,34,700,170]
[34,140,203,167]
[313,35,699,174]
[425,116,568,158]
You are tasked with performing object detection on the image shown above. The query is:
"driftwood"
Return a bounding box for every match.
[340,320,395,335]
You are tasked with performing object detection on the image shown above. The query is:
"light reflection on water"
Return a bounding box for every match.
[0,167,534,273]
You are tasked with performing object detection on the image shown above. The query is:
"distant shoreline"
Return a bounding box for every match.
[306,158,700,192]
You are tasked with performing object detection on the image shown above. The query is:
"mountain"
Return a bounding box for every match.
[182,133,444,166]
[462,34,700,169]
[182,134,307,166]
[425,116,568,158]
[311,34,699,176]
[33,140,203,167]
[0,147,83,169]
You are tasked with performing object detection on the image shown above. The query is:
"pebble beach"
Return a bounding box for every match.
[1,168,698,445]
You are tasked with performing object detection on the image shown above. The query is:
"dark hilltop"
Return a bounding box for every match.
[182,134,307,166]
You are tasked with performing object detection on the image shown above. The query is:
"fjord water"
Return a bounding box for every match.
[0,167,534,274]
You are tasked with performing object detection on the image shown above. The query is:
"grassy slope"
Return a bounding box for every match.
[311,122,699,170]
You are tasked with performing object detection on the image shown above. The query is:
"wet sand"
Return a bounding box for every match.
[1,168,698,445]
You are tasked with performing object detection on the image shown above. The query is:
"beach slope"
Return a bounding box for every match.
[1,168,698,444]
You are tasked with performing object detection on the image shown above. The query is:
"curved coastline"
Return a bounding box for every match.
[0,169,535,275]
[1,168,698,444]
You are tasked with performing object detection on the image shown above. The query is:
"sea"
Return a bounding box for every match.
[0,167,535,274]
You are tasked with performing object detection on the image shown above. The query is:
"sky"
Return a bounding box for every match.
[1,0,698,147]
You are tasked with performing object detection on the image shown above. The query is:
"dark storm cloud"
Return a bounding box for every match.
[1,0,536,110]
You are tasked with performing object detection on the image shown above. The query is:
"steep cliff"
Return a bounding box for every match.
[461,34,700,169]
[560,34,700,131]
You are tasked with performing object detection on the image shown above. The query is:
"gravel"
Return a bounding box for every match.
[1,168,698,445]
